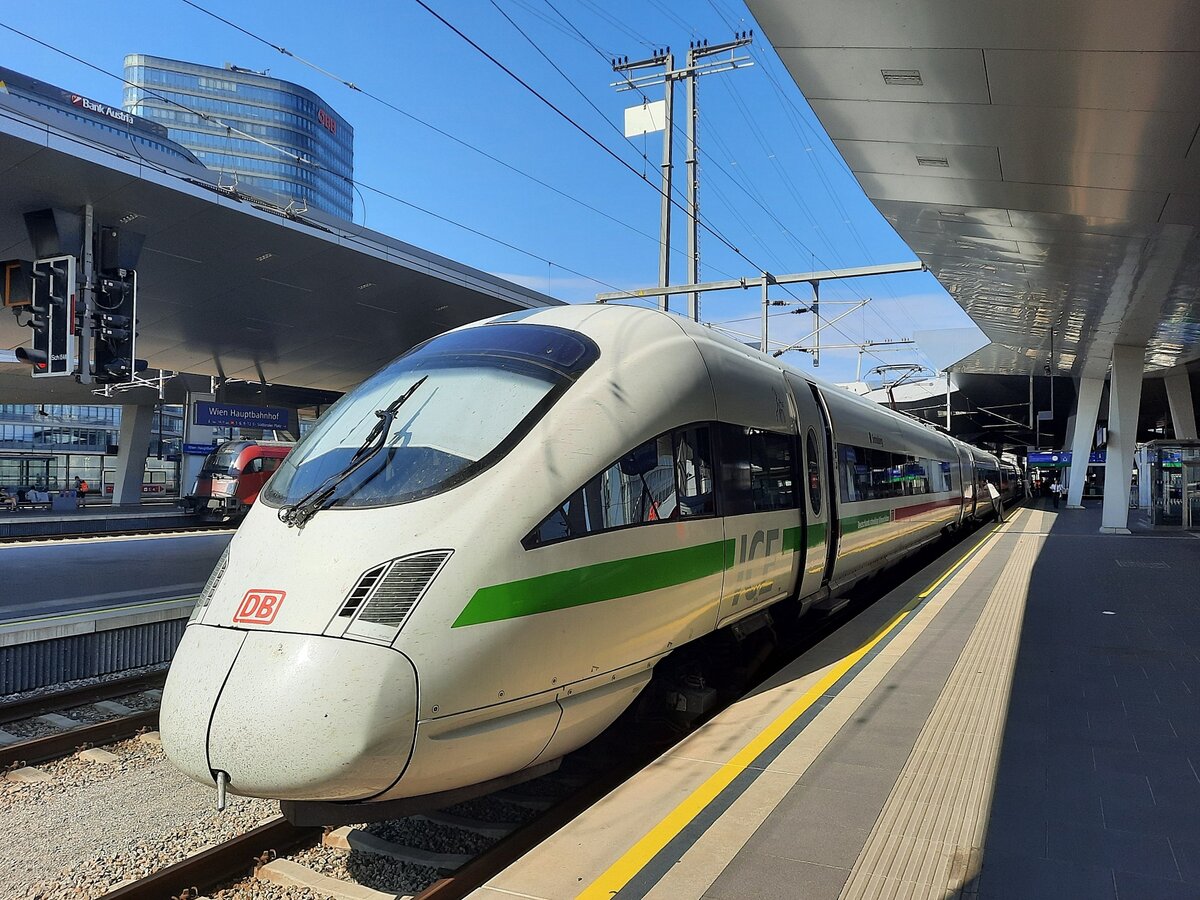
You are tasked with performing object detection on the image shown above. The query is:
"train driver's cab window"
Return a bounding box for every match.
[245,458,264,474]
[525,425,714,548]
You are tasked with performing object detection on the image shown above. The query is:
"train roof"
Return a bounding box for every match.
[476,304,997,463]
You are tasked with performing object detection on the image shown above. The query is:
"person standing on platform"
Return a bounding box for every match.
[986,481,1005,522]
[74,475,89,507]
[1051,479,1063,509]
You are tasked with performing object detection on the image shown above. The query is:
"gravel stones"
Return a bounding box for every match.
[1,737,278,899]
[293,842,437,897]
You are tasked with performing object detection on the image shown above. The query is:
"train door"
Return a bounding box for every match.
[954,443,973,525]
[714,420,803,627]
[786,373,832,600]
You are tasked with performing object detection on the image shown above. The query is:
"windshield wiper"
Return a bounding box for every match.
[278,375,428,529]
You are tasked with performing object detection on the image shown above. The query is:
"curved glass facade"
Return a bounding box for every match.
[123,55,354,220]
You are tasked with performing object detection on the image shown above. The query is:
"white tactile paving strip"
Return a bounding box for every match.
[838,513,1047,899]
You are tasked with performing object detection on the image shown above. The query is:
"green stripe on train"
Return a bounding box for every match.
[453,539,735,628]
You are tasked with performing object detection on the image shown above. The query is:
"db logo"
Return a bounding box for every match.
[233,589,286,625]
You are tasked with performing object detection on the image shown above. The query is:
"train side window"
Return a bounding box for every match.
[525,430,680,547]
[806,429,822,514]
[716,424,795,514]
[245,458,264,474]
[749,428,796,511]
[262,457,282,473]
[674,426,714,516]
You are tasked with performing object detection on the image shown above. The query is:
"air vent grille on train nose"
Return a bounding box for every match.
[337,562,390,618]
[355,550,453,628]
[200,548,229,606]
[190,546,230,622]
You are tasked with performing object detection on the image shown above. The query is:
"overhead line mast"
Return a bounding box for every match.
[612,33,754,319]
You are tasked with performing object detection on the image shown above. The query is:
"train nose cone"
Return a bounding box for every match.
[161,626,418,802]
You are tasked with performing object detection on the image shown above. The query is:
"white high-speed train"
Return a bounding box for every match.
[162,304,1015,823]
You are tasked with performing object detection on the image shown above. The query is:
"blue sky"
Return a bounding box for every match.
[0,0,978,384]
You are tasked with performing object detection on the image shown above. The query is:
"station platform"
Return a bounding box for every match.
[0,501,197,539]
[472,503,1200,899]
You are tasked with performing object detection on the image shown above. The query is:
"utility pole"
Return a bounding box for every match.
[612,32,754,320]
[684,34,752,320]
[612,50,674,310]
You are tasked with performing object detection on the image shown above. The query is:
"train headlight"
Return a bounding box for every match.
[189,546,229,624]
[335,550,453,643]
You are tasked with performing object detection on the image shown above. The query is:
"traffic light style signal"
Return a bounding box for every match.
[93,268,145,383]
[21,255,76,378]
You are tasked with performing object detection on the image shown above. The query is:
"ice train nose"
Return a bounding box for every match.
[161,626,418,802]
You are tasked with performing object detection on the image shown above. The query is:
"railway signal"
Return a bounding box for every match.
[15,255,76,377]
[92,267,146,383]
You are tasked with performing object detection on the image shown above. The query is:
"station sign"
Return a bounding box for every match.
[183,442,219,455]
[1027,450,1107,466]
[194,401,289,430]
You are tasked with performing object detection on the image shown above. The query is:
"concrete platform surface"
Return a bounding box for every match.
[469,503,1200,900]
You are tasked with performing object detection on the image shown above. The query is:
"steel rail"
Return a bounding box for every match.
[0,708,158,768]
[99,816,323,900]
[0,672,167,725]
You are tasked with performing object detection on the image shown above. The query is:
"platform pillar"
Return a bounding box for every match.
[1100,344,1145,533]
[1165,369,1197,440]
[181,391,216,496]
[112,404,156,506]
[1066,376,1104,509]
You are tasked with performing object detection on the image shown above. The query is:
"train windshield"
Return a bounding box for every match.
[200,444,248,477]
[262,323,598,510]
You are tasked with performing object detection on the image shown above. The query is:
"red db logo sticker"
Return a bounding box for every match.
[234,589,286,625]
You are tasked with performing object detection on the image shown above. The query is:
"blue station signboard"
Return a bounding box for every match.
[194,401,289,430]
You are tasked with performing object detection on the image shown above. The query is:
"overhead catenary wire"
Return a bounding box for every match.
[176,0,752,288]
[0,20,659,310]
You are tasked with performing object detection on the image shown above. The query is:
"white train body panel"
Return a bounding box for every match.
[161,304,1005,809]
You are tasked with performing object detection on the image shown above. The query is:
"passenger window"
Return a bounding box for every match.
[749,429,796,511]
[525,425,715,548]
[806,429,822,514]
[674,426,714,516]
[717,423,796,515]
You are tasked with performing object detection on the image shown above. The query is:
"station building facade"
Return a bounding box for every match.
[122,55,354,219]
[0,404,184,497]
[0,65,201,166]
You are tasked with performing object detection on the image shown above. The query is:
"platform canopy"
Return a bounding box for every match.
[747,0,1200,379]
[0,96,560,402]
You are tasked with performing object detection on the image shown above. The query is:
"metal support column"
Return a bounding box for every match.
[112,403,155,506]
[181,390,217,496]
[1100,344,1145,532]
[1165,369,1198,440]
[1066,375,1104,509]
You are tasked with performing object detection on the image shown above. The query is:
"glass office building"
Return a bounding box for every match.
[123,55,354,220]
[0,405,184,497]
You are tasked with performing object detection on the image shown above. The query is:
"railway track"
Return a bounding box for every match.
[0,671,167,769]
[0,523,235,544]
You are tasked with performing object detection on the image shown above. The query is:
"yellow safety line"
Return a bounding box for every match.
[577,516,1007,899]
[0,595,199,629]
